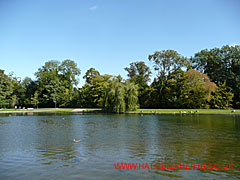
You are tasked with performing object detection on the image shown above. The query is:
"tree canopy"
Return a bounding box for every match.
[0,70,14,108]
[103,78,139,113]
[0,44,239,110]
[35,59,80,107]
[125,61,151,88]
[180,69,217,108]
[192,45,240,107]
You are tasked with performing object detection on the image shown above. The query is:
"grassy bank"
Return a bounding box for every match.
[0,108,239,115]
[134,109,239,114]
[0,108,101,113]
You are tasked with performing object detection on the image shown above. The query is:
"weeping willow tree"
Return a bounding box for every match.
[103,80,126,113]
[103,79,139,113]
[125,81,139,111]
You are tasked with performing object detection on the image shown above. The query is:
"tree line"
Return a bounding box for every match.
[0,45,239,112]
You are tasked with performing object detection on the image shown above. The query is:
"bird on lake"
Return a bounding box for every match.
[73,139,80,143]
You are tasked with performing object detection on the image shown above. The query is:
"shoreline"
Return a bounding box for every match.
[0,108,240,115]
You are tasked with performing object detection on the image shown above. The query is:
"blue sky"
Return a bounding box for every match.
[0,0,239,86]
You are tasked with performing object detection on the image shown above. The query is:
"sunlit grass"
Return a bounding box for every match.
[0,108,239,114]
[0,108,101,112]
[0,109,16,111]
[134,109,239,114]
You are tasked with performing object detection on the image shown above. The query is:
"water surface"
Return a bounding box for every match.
[0,113,240,179]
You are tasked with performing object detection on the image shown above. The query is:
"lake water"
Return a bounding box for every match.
[0,113,240,179]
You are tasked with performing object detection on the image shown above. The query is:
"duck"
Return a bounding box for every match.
[73,139,80,143]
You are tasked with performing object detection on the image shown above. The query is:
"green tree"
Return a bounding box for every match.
[149,50,189,79]
[125,61,151,88]
[8,72,25,107]
[103,78,139,113]
[125,81,139,111]
[35,60,80,107]
[192,45,240,107]
[148,50,189,107]
[210,82,234,109]
[43,77,65,107]
[103,79,126,113]
[80,76,112,108]
[31,91,40,108]
[83,68,100,84]
[0,69,13,108]
[80,68,112,107]
[68,87,81,107]
[162,69,185,108]
[21,77,37,107]
[125,61,151,107]
[139,86,158,108]
[60,60,81,85]
[180,69,217,108]
[79,83,93,107]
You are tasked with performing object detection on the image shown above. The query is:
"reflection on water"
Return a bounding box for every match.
[0,113,240,179]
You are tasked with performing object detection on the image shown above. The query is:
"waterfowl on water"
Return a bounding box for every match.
[73,139,80,143]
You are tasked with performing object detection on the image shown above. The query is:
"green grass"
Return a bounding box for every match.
[0,108,73,112]
[0,108,239,114]
[38,108,74,112]
[0,109,16,111]
[134,109,239,114]
[0,108,100,112]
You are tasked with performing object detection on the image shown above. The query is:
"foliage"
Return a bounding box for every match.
[103,79,126,113]
[125,81,139,111]
[0,44,238,110]
[148,50,190,107]
[81,68,112,107]
[125,61,151,108]
[0,70,14,108]
[103,78,139,113]
[60,59,81,86]
[180,69,217,108]
[148,49,189,79]
[35,60,80,107]
[139,86,158,108]
[31,91,39,108]
[210,82,234,109]
[161,69,185,108]
[192,45,240,108]
[124,61,151,88]
[83,68,100,84]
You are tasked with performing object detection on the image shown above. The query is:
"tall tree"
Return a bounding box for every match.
[80,72,112,108]
[138,86,158,108]
[0,70,13,108]
[10,75,23,107]
[148,50,189,107]
[125,81,139,111]
[21,77,37,107]
[35,60,80,107]
[31,91,40,108]
[103,78,139,113]
[125,61,151,107]
[192,45,240,107]
[149,50,189,79]
[180,69,217,108]
[210,82,234,109]
[125,61,151,88]
[162,69,185,108]
[60,59,81,86]
[103,79,126,113]
[83,68,100,84]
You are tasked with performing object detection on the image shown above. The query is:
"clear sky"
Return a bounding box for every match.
[0,0,239,86]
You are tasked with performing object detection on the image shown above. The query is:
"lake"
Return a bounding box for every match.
[0,113,240,179]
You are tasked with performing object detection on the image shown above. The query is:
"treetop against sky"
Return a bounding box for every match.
[0,0,239,86]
